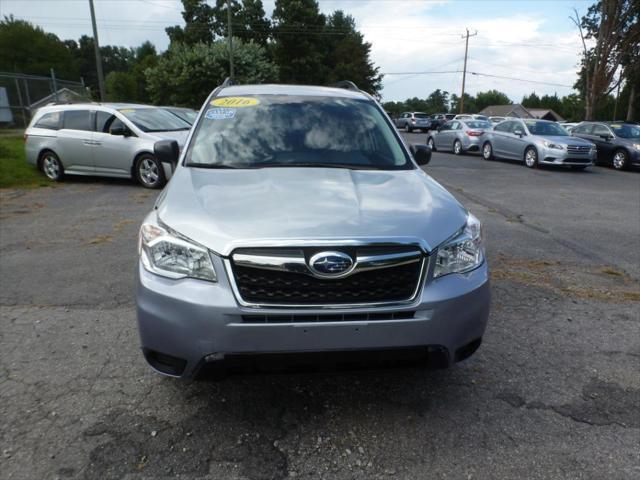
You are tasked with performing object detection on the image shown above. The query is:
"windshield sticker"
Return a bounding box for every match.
[210,97,260,108]
[610,124,622,128]
[119,109,135,113]
[205,108,236,120]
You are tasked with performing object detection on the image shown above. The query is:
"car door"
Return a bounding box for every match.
[56,109,95,172]
[92,110,141,177]
[505,121,529,160]
[589,124,616,162]
[435,122,451,149]
[491,121,512,157]
[447,121,462,150]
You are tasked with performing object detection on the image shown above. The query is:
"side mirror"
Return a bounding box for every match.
[513,129,524,137]
[111,124,130,136]
[411,144,431,166]
[154,140,180,167]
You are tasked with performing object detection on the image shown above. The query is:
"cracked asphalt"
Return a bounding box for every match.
[1,131,639,479]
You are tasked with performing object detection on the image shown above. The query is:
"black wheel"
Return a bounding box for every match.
[612,149,628,170]
[135,154,166,189]
[40,151,64,181]
[482,142,493,160]
[427,137,436,152]
[405,123,413,133]
[524,147,538,168]
[453,139,463,155]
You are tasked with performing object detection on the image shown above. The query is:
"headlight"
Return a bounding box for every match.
[633,143,640,151]
[139,223,216,281]
[543,141,565,150]
[434,213,483,278]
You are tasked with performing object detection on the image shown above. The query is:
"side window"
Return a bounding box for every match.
[34,111,61,130]
[440,123,450,131]
[108,117,126,135]
[592,124,611,136]
[494,121,510,132]
[510,122,524,134]
[62,110,92,131]
[96,111,113,132]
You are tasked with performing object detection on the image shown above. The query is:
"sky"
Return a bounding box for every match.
[1,0,594,103]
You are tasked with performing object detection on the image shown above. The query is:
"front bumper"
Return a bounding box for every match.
[540,147,596,166]
[136,259,490,379]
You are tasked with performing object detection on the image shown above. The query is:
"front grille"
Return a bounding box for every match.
[242,311,416,323]
[229,246,424,306]
[567,145,591,154]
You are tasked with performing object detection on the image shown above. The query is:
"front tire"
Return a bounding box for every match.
[524,147,538,168]
[482,142,493,160]
[41,151,64,181]
[405,123,413,133]
[427,137,436,152]
[135,154,166,189]
[453,140,462,155]
[612,149,628,170]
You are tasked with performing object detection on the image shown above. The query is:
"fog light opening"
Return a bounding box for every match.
[143,348,187,376]
[454,337,482,362]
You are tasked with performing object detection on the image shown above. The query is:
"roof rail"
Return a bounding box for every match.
[221,77,234,88]
[331,80,359,92]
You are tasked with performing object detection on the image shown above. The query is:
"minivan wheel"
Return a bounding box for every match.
[482,142,493,160]
[427,137,436,152]
[135,154,166,189]
[524,147,538,168]
[453,140,462,155]
[405,123,412,133]
[41,151,64,181]
[612,149,628,170]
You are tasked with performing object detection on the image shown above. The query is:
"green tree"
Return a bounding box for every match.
[272,0,327,84]
[132,41,158,103]
[450,93,477,113]
[539,93,563,113]
[145,39,278,106]
[105,71,137,102]
[166,0,215,45]
[0,16,78,79]
[522,92,541,108]
[475,89,510,112]
[213,0,271,47]
[425,89,449,113]
[323,11,382,94]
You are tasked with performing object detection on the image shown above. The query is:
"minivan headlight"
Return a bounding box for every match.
[434,213,483,278]
[139,223,216,281]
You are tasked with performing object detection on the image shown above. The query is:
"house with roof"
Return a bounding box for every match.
[478,104,565,122]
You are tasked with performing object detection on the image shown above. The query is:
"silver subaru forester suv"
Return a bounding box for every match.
[136,81,490,378]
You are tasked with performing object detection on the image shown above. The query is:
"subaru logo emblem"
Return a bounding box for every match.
[309,251,354,278]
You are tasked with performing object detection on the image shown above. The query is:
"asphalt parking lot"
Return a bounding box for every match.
[1,131,639,480]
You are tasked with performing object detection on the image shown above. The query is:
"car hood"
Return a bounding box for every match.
[536,135,593,146]
[148,130,190,147]
[156,167,468,256]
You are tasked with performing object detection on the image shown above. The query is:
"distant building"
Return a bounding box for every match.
[478,104,565,122]
[29,88,85,111]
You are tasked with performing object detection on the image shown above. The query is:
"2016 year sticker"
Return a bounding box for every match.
[210,97,260,108]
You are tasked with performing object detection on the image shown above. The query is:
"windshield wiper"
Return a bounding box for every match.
[251,162,378,170]
[188,163,238,169]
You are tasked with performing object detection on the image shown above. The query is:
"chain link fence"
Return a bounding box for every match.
[0,71,91,128]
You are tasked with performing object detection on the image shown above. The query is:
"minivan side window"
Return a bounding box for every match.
[63,110,92,131]
[494,121,511,132]
[34,111,61,130]
[96,111,113,132]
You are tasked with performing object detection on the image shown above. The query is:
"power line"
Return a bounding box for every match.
[468,71,574,88]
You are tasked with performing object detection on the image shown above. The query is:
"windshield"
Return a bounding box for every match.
[474,115,489,121]
[414,113,429,118]
[167,108,198,125]
[524,120,569,136]
[187,95,412,170]
[611,124,640,139]
[467,121,491,129]
[119,108,191,132]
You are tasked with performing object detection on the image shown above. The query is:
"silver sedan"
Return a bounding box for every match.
[426,120,492,155]
[481,119,596,169]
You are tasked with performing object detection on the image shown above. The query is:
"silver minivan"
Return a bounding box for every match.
[24,103,191,188]
[135,82,490,379]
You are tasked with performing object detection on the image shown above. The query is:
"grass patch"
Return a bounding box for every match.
[0,135,52,189]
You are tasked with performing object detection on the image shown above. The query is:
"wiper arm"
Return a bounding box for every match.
[188,163,238,169]
[252,162,377,170]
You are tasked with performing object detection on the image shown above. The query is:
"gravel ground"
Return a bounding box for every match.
[1,134,639,479]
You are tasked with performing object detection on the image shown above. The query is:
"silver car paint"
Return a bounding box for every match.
[485,119,596,166]
[427,120,489,153]
[136,84,490,379]
[25,103,189,181]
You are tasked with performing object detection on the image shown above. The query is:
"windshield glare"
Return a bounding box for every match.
[187,95,411,170]
[467,121,491,129]
[524,121,569,136]
[611,124,640,139]
[119,108,191,132]
[414,113,429,118]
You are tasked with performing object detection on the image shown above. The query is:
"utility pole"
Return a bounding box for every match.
[227,0,234,80]
[459,28,477,114]
[88,0,106,101]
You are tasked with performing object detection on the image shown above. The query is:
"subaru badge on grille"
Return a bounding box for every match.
[308,251,354,278]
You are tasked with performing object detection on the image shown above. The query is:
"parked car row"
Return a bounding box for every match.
[424,117,639,171]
